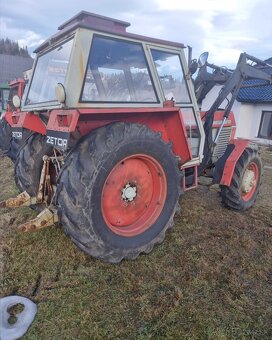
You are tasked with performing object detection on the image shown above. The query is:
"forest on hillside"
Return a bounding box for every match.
[0,38,30,57]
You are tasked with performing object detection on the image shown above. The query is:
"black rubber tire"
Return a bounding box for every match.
[56,122,182,263]
[220,148,262,211]
[10,129,33,163]
[9,137,24,163]
[15,133,53,196]
[0,119,12,155]
[0,118,32,163]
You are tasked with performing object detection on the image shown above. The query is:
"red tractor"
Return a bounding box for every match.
[1,11,271,262]
[0,78,31,161]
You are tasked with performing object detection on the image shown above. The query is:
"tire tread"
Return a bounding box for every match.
[221,148,262,211]
[56,123,182,263]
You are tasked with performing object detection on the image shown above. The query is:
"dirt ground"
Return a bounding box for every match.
[0,148,271,339]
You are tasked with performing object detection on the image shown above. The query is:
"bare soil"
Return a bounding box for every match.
[0,149,271,339]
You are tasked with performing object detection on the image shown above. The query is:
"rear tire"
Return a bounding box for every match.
[0,118,32,162]
[0,119,11,155]
[220,148,262,211]
[9,137,25,163]
[56,122,181,263]
[15,134,53,196]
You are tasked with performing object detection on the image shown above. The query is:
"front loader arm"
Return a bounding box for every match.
[198,52,272,172]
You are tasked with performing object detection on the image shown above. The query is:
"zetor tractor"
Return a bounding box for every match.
[1,11,272,262]
[0,82,12,152]
[0,78,29,161]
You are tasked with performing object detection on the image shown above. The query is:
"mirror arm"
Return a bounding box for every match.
[187,45,192,69]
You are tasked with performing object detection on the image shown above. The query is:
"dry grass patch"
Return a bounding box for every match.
[0,153,271,339]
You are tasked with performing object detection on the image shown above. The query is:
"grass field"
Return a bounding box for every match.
[0,149,271,339]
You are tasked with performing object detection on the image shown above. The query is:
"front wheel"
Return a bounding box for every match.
[56,123,182,263]
[220,148,262,211]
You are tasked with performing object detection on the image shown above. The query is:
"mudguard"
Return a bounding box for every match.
[9,111,46,135]
[213,139,250,186]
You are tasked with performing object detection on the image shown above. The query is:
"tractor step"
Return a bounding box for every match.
[182,165,198,191]
[18,207,59,232]
[0,191,37,208]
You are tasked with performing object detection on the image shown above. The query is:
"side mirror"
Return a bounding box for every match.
[198,52,209,67]
[189,59,198,75]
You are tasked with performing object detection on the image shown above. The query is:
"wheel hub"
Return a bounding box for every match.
[241,169,256,193]
[121,183,137,202]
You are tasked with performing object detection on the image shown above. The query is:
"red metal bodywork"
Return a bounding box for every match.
[9,111,46,135]
[4,110,13,126]
[33,107,193,164]
[200,111,236,129]
[9,104,248,188]
[220,139,250,186]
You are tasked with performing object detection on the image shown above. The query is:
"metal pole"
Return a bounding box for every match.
[214,116,227,145]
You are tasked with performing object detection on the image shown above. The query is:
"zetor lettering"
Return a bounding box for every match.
[12,131,22,139]
[46,136,68,149]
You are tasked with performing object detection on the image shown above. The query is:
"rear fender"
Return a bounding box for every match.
[213,139,250,186]
[3,110,12,125]
[46,109,80,150]
[10,111,46,135]
[46,108,193,163]
[5,111,46,142]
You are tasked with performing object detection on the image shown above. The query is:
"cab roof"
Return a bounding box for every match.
[34,11,185,53]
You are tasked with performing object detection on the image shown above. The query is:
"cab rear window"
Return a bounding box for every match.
[81,35,158,103]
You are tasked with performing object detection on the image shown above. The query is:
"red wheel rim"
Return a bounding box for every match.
[101,154,167,237]
[241,162,259,201]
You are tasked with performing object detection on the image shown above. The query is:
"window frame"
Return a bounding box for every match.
[258,110,272,139]
[24,36,75,108]
[80,34,159,104]
[149,47,192,105]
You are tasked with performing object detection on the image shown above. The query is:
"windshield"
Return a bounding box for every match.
[26,38,74,105]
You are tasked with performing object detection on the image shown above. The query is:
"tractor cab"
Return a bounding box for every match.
[20,11,204,163]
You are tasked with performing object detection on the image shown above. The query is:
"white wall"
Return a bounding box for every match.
[235,103,256,139]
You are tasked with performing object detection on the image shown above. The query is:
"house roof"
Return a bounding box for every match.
[0,54,33,84]
[237,57,272,103]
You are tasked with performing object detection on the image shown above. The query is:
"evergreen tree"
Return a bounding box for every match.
[0,38,30,57]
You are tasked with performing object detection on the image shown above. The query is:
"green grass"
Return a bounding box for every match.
[0,155,272,339]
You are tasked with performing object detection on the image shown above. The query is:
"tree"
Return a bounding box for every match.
[0,38,30,57]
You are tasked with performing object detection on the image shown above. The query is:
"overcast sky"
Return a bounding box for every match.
[0,0,271,67]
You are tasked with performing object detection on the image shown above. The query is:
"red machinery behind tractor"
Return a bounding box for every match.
[0,78,31,161]
[1,12,271,262]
